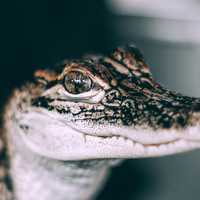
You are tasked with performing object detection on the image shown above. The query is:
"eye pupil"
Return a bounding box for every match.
[64,71,92,94]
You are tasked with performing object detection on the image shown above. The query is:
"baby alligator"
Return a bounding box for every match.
[2,45,200,200]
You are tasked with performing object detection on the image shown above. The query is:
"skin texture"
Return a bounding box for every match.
[2,45,200,199]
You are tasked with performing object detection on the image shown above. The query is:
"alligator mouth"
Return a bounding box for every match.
[81,132,200,159]
[64,120,200,159]
[18,109,200,161]
[65,121,198,146]
[83,132,180,147]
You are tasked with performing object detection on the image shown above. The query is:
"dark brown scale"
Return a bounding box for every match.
[175,114,188,127]
[100,61,127,82]
[157,114,174,129]
[101,89,122,107]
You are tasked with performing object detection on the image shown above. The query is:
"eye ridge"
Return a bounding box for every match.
[64,71,93,94]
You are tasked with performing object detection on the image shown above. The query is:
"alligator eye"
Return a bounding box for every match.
[64,71,93,94]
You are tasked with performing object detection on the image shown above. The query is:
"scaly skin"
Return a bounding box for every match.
[2,45,200,200]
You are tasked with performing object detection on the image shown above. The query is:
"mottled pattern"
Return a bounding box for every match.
[32,45,200,130]
[0,129,13,200]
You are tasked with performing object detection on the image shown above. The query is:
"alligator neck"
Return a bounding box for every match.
[7,122,110,200]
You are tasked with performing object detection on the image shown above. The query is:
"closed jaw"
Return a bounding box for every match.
[17,109,200,161]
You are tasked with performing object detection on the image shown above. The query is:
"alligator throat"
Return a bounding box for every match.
[6,119,114,200]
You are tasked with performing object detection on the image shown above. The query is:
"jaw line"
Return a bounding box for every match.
[19,123,200,161]
[18,109,200,161]
[64,120,200,145]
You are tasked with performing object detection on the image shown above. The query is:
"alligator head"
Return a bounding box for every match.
[9,45,200,160]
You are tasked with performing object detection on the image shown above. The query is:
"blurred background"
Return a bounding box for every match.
[1,0,200,199]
